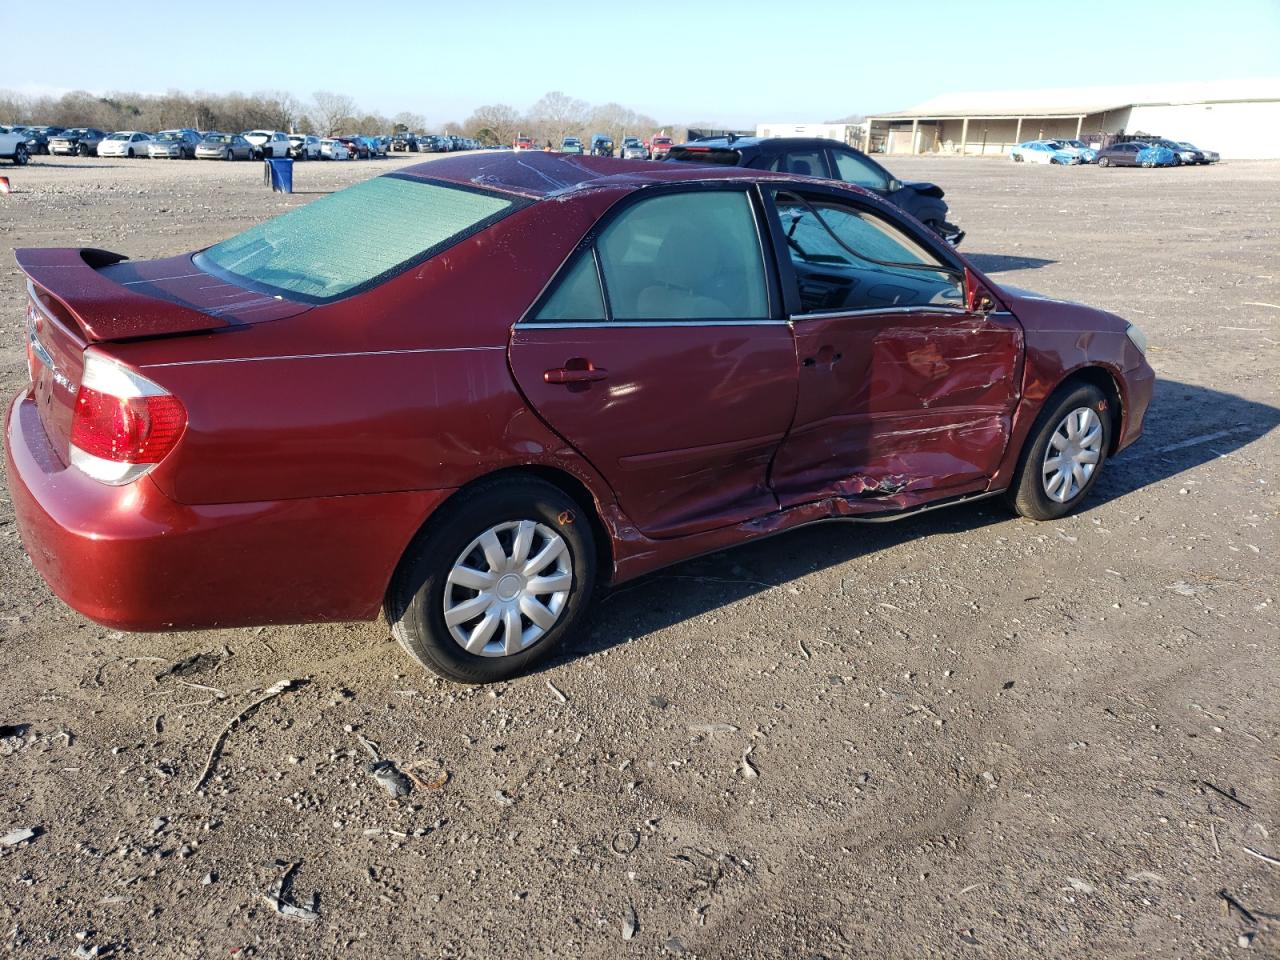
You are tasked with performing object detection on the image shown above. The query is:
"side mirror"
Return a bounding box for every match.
[887,178,903,192]
[965,267,999,315]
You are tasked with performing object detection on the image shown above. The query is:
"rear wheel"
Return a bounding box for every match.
[386,477,598,683]
[1098,157,1110,167]
[12,144,29,166]
[1006,382,1111,521]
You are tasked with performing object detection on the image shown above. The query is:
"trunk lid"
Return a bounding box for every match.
[17,247,311,466]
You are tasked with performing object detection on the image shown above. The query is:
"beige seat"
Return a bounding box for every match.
[635,221,733,319]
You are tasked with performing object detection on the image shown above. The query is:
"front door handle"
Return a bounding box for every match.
[544,358,608,384]
[802,345,843,369]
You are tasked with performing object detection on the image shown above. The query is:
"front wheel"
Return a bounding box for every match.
[1006,382,1111,521]
[1098,157,1110,167]
[386,477,598,683]
[12,144,29,166]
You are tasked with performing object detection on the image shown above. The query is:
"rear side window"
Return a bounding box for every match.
[196,176,526,303]
[534,252,606,322]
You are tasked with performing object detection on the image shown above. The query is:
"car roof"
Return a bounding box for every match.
[680,136,849,154]
[397,151,849,200]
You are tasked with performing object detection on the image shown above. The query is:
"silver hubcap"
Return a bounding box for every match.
[443,520,572,658]
[1042,407,1103,503]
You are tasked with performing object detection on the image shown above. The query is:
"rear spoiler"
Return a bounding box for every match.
[15,247,233,342]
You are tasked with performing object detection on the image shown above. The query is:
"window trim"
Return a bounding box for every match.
[520,181,786,328]
[762,183,969,322]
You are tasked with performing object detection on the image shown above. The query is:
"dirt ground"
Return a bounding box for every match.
[0,152,1276,959]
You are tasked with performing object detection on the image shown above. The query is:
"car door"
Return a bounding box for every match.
[509,185,799,539]
[764,184,1023,508]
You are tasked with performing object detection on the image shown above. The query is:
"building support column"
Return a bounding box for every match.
[911,118,920,155]
[863,122,872,153]
[960,117,969,156]
[1075,115,1084,140]
[1014,116,1023,148]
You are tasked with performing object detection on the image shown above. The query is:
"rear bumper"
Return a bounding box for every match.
[5,393,451,631]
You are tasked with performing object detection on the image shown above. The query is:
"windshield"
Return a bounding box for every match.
[156,132,184,141]
[105,133,129,141]
[196,176,527,303]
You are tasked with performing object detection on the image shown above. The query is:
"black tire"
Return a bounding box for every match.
[1012,153,1023,162]
[1005,381,1112,521]
[1098,157,1110,167]
[78,143,90,157]
[225,149,233,161]
[127,148,134,158]
[386,476,598,683]
[12,144,29,166]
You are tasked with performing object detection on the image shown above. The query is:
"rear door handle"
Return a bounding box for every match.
[544,359,608,384]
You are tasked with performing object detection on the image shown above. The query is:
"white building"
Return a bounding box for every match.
[755,122,867,145]
[864,80,1280,159]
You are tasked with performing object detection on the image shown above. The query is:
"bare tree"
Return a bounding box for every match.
[393,111,427,133]
[310,90,358,137]
[528,90,589,143]
[465,103,520,146]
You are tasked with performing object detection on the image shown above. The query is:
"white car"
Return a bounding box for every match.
[98,131,154,158]
[242,130,291,159]
[1009,139,1081,165]
[0,126,31,165]
[320,138,351,160]
[287,134,322,160]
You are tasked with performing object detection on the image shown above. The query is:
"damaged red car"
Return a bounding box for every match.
[6,153,1153,682]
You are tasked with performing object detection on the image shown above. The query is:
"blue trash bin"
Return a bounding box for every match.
[264,157,294,194]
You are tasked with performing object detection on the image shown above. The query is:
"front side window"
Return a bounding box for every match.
[772,190,963,314]
[197,176,526,302]
[831,149,889,190]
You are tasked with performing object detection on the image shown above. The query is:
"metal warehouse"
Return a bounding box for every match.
[864,79,1280,159]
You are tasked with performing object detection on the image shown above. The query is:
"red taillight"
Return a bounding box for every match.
[71,386,186,464]
[68,351,187,485]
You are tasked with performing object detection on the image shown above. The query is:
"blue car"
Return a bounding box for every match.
[1056,139,1099,163]
[1096,142,1178,168]
[1009,140,1082,165]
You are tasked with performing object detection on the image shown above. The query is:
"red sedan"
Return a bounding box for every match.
[7,153,1153,682]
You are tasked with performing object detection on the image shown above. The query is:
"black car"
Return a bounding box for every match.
[17,125,65,156]
[391,133,419,152]
[590,133,615,158]
[666,136,964,245]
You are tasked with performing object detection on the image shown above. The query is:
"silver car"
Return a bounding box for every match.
[621,138,650,160]
[195,132,253,161]
[148,129,201,159]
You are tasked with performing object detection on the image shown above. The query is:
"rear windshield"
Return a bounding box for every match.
[195,175,527,303]
[667,146,741,165]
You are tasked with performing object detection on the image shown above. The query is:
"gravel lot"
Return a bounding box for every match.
[0,153,1276,959]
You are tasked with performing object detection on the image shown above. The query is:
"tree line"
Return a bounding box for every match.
[0,88,686,146]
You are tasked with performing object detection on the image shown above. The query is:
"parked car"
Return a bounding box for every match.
[366,136,389,158]
[1143,138,1203,165]
[422,135,450,153]
[560,136,584,155]
[1056,139,1098,163]
[336,135,369,159]
[1009,140,1082,165]
[620,136,649,160]
[1096,142,1178,167]
[148,129,201,159]
[514,135,535,151]
[649,135,673,159]
[0,127,31,165]
[242,130,291,159]
[1177,141,1218,163]
[666,136,965,245]
[391,134,419,152]
[98,131,154,158]
[15,125,64,155]
[195,132,253,161]
[48,128,108,157]
[590,133,615,157]
[8,152,1152,683]
[320,138,352,160]
[287,134,323,160]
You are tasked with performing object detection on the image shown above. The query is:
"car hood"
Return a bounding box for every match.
[901,179,944,199]
[996,283,1128,334]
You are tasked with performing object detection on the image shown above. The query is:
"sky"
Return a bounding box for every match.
[8,0,1280,127]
